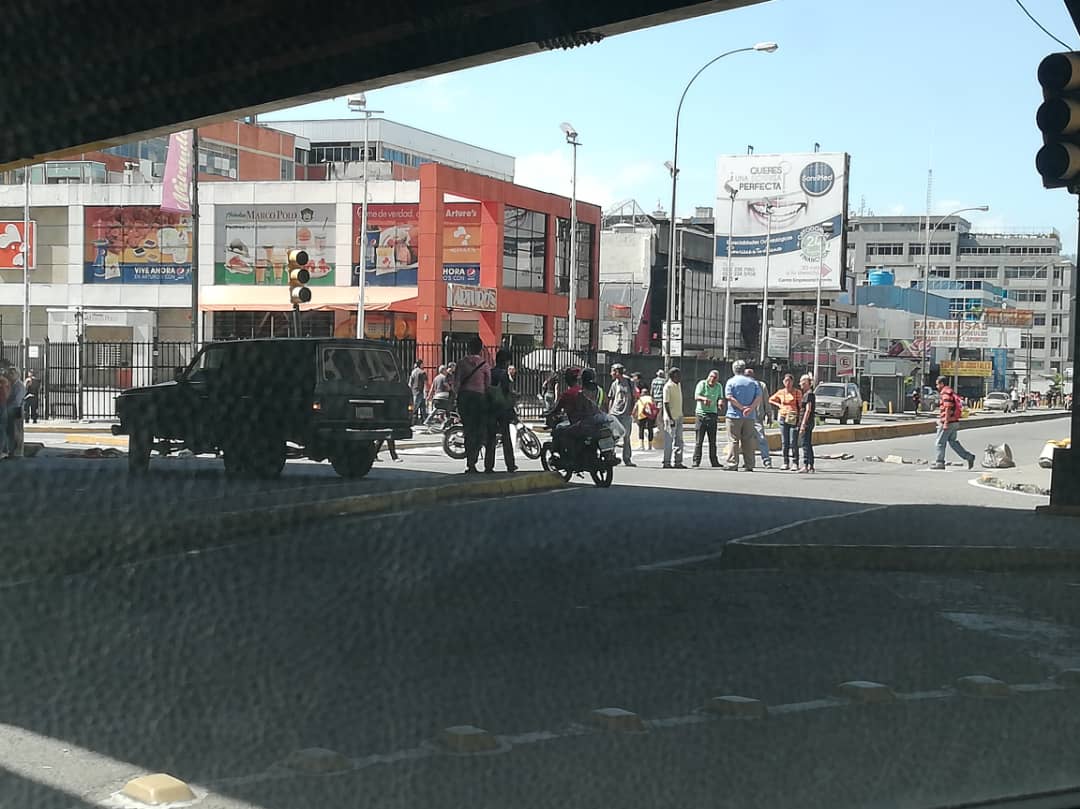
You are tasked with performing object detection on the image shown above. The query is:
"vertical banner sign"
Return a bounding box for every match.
[714,152,848,291]
[353,204,419,287]
[160,130,193,214]
[837,351,856,377]
[0,221,35,269]
[442,202,482,285]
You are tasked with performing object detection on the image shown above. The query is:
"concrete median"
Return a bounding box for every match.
[5,471,567,581]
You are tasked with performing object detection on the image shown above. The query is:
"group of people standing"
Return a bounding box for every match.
[451,337,520,475]
[0,364,39,460]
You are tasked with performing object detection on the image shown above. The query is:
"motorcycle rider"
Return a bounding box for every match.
[545,367,606,458]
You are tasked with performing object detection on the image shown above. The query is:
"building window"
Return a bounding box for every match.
[866,243,903,256]
[958,246,1004,255]
[1054,268,1063,282]
[1021,334,1046,350]
[1033,313,1047,327]
[1011,289,1047,303]
[1004,266,1047,279]
[556,218,594,301]
[1007,246,1056,255]
[502,207,547,291]
[909,243,925,255]
[955,267,997,280]
[1052,291,1063,306]
[928,243,951,255]
[553,317,592,350]
[1052,337,1062,355]
[199,142,238,178]
[929,268,951,278]
[1052,314,1062,330]
[280,160,295,181]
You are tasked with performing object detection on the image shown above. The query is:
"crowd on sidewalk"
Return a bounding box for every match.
[0,361,39,461]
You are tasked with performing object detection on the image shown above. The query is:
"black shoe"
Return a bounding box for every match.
[484,468,495,474]
[692,462,701,468]
[967,456,975,470]
[662,463,672,469]
[624,461,636,468]
[674,463,688,469]
[465,466,478,474]
[711,462,722,468]
[507,466,518,474]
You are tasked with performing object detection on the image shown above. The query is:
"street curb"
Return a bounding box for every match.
[9,471,567,580]
[63,434,128,447]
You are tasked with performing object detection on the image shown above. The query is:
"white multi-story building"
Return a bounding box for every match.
[846,215,1075,388]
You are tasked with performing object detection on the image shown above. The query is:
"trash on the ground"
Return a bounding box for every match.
[177,449,195,459]
[1038,438,1071,469]
[863,455,884,463]
[979,473,1050,496]
[817,452,854,460]
[63,447,124,459]
[885,455,911,465]
[982,443,1015,469]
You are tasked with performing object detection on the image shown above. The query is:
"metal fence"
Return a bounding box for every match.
[0,337,780,421]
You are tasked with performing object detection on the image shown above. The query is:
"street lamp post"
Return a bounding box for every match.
[21,163,31,371]
[562,123,580,349]
[918,205,989,384]
[664,41,778,373]
[348,93,384,340]
[812,221,836,384]
[758,200,774,365]
[722,180,737,360]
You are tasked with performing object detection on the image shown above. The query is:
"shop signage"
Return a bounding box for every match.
[940,360,993,378]
[442,264,480,285]
[84,206,191,284]
[983,308,1035,329]
[447,284,497,311]
[766,326,791,358]
[913,318,989,348]
[0,221,35,270]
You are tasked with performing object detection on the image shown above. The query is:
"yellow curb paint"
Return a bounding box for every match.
[702,695,768,718]
[835,681,896,704]
[65,434,127,447]
[121,773,195,805]
[441,725,499,753]
[590,707,646,733]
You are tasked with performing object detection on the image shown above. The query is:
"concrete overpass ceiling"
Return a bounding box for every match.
[0,0,766,169]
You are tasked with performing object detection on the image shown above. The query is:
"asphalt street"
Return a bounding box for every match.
[0,415,1077,808]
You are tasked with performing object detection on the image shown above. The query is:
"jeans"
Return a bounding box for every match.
[412,391,427,423]
[693,412,719,466]
[726,417,757,470]
[614,412,634,464]
[801,424,815,469]
[780,422,800,467]
[663,419,684,466]
[754,420,771,465]
[935,422,973,465]
[484,412,516,472]
[457,390,487,470]
[24,393,37,423]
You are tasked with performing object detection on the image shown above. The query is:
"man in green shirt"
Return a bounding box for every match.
[692,369,723,468]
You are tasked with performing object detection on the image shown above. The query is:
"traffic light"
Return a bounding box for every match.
[287,249,311,305]
[1036,52,1080,189]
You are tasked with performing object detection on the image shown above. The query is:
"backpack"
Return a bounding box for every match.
[644,400,659,420]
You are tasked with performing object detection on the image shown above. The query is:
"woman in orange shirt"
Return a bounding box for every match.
[768,373,803,471]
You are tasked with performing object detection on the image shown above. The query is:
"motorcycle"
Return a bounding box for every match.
[419,393,458,434]
[443,419,543,461]
[539,415,616,488]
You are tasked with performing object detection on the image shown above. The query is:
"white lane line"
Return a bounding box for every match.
[633,504,889,572]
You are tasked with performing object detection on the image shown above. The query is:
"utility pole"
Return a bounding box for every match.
[190,129,200,349]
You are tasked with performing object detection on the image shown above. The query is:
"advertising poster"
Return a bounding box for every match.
[714,152,848,292]
[352,204,420,287]
[215,204,335,286]
[0,221,35,270]
[442,202,482,286]
[84,206,192,284]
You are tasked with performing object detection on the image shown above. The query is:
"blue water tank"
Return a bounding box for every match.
[868,269,895,287]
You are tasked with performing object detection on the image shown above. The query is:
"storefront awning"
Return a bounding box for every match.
[198,286,417,313]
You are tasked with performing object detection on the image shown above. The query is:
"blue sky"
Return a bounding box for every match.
[264,0,1080,250]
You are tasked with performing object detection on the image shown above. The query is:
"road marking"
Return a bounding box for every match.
[633,504,889,573]
[967,478,1049,499]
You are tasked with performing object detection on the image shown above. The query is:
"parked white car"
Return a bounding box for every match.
[983,391,1013,413]
[814,383,863,424]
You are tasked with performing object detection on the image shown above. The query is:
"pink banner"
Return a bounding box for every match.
[160,130,193,213]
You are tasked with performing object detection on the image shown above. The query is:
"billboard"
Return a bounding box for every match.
[914,319,989,349]
[984,308,1035,329]
[0,221,35,270]
[443,202,482,286]
[215,204,336,286]
[353,204,419,287]
[84,206,192,284]
[714,152,847,292]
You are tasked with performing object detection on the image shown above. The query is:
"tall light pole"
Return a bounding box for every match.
[758,200,774,365]
[349,93,383,340]
[722,180,737,360]
[21,163,30,370]
[812,220,835,384]
[562,122,580,349]
[917,205,989,384]
[665,41,778,373]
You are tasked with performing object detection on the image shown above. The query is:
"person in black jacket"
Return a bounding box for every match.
[484,348,517,473]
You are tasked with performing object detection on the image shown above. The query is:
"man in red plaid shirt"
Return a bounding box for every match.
[932,376,976,471]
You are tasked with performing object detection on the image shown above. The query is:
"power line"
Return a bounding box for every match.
[1014,0,1073,50]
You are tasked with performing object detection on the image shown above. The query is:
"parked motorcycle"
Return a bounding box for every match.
[442,420,543,461]
[539,417,616,488]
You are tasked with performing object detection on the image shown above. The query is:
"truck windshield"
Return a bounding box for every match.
[321,347,400,384]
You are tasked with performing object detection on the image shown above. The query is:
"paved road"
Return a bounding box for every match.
[2,415,1080,807]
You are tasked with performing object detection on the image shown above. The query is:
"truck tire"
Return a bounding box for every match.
[331,442,376,479]
[128,427,152,475]
[242,436,287,480]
